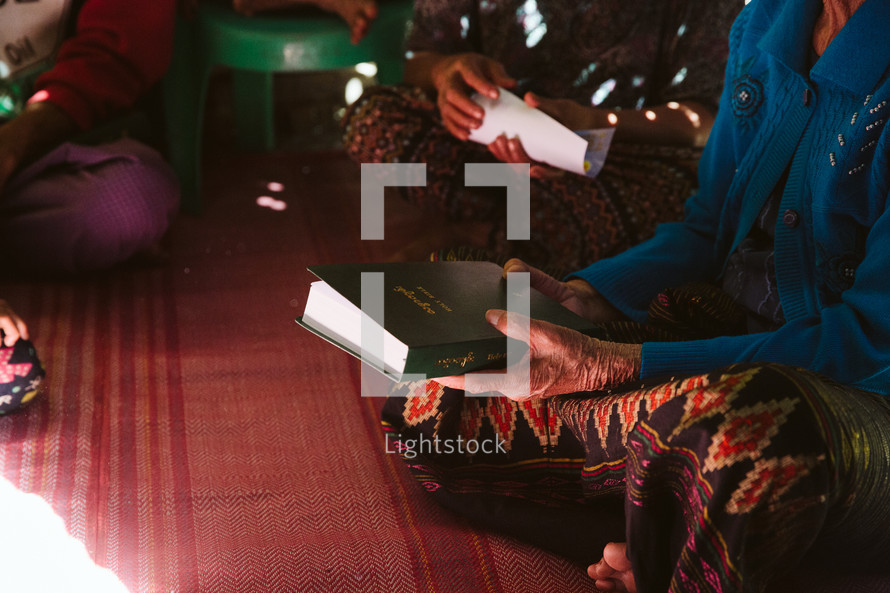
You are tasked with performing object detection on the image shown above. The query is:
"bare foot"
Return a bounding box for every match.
[587,542,637,592]
[232,0,378,44]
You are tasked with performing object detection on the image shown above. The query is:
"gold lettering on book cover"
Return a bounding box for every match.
[414,285,453,312]
[434,352,475,370]
[393,285,436,314]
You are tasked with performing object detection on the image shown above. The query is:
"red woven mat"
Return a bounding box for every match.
[0,152,600,592]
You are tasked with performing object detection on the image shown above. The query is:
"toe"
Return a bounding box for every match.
[590,560,615,579]
[603,542,632,572]
[594,578,622,592]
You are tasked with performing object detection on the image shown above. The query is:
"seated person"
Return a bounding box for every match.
[381,0,890,590]
[342,0,744,270]
[0,0,180,276]
[0,299,44,415]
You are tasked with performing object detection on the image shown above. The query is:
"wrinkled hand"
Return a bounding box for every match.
[430,53,516,140]
[0,300,29,347]
[503,258,625,324]
[436,309,641,400]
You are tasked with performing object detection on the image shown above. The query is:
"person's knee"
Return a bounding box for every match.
[66,150,179,272]
[341,85,426,162]
[0,140,179,275]
[628,363,835,478]
[103,157,178,243]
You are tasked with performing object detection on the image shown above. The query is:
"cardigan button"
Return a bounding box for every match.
[782,209,800,228]
[831,254,861,290]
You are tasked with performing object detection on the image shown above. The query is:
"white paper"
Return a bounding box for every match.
[468,88,614,178]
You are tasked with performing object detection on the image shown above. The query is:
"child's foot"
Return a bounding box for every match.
[587,542,637,592]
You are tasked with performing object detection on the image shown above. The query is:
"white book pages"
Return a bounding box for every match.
[301,281,409,377]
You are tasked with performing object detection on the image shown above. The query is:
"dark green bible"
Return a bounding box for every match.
[296,261,604,381]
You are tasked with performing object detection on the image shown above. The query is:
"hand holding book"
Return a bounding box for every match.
[296,260,612,382]
[501,258,626,324]
[435,308,642,401]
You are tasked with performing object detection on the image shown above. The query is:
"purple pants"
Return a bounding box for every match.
[0,139,179,275]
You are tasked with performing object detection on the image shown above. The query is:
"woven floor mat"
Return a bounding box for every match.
[0,151,600,592]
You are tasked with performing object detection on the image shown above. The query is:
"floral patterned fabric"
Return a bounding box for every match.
[344,86,701,270]
[381,283,890,591]
[343,0,745,270]
[407,0,742,110]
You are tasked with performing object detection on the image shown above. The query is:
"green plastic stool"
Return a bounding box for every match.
[162,0,413,214]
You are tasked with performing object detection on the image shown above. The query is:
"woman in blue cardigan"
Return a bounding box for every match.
[382,0,890,590]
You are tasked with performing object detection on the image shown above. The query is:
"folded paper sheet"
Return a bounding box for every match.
[468,88,615,178]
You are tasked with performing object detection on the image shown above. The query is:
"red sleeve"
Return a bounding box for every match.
[31,0,176,130]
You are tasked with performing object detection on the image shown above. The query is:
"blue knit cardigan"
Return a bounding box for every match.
[572,0,890,394]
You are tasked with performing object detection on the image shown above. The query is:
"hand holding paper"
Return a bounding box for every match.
[427,54,516,140]
[469,88,614,178]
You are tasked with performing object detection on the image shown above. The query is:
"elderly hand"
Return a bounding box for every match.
[503,258,626,324]
[0,300,29,347]
[436,309,641,400]
[429,53,516,140]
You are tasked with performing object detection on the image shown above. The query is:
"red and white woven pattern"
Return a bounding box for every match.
[0,152,599,593]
